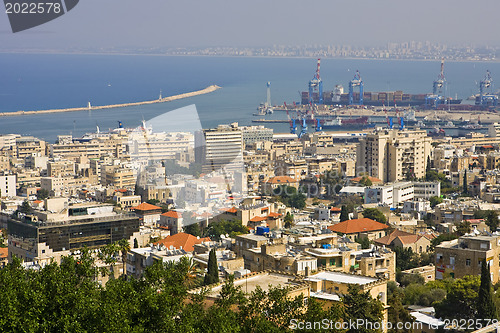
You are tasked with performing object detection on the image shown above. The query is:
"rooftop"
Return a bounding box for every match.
[328,218,389,234]
[154,232,211,252]
[131,202,162,211]
[305,271,378,285]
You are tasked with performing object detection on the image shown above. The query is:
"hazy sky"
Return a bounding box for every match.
[1,0,499,49]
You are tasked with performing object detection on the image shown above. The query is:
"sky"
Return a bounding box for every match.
[1,0,499,50]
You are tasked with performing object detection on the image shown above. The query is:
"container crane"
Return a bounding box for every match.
[286,109,297,134]
[426,58,446,108]
[298,118,308,138]
[348,70,363,105]
[315,118,322,132]
[478,70,498,107]
[308,58,323,104]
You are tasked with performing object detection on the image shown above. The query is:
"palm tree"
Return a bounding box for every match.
[179,256,201,288]
[117,239,131,277]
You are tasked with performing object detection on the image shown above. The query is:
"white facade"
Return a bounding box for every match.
[0,175,16,198]
[413,181,441,199]
[365,181,415,208]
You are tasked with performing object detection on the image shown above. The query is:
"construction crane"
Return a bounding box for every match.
[308,58,323,104]
[478,70,498,107]
[348,70,363,105]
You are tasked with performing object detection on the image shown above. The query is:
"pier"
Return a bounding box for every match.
[0,85,221,117]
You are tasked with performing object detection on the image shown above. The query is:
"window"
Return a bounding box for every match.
[368,263,373,270]
[450,257,455,265]
[466,259,471,266]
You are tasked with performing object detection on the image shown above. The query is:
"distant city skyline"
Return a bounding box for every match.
[1,0,499,51]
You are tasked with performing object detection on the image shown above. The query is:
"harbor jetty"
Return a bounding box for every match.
[0,85,221,117]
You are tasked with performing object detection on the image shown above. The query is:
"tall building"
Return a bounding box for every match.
[8,201,140,264]
[356,129,431,183]
[195,123,243,173]
[0,174,16,198]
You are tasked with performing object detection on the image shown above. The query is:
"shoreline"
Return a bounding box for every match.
[0,85,221,117]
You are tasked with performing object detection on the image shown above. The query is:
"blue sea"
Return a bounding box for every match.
[0,53,499,142]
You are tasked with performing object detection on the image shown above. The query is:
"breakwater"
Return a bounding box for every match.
[0,85,221,117]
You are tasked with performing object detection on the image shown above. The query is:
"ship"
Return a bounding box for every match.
[322,116,375,130]
[301,90,462,106]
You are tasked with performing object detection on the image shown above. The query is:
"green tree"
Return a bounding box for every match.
[388,289,415,333]
[343,284,384,333]
[205,219,249,240]
[146,199,160,206]
[340,205,349,222]
[184,222,202,237]
[456,221,471,236]
[204,249,219,285]
[431,233,458,250]
[394,247,418,271]
[426,156,432,172]
[435,275,481,320]
[463,170,468,195]
[116,239,130,277]
[284,212,294,228]
[133,238,139,248]
[478,260,498,320]
[362,208,387,224]
[486,211,499,232]
[429,196,443,208]
[36,188,50,200]
[18,200,33,214]
[356,236,371,249]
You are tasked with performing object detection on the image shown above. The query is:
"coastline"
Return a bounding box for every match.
[0,85,221,117]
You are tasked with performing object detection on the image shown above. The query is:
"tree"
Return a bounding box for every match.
[486,211,499,232]
[204,249,219,285]
[343,284,384,333]
[388,289,415,333]
[362,208,387,224]
[478,260,498,320]
[456,221,471,236]
[204,219,249,240]
[18,200,33,214]
[340,205,349,222]
[146,199,160,206]
[463,170,468,195]
[426,156,432,172]
[184,223,202,237]
[435,275,481,320]
[431,233,458,250]
[116,239,131,277]
[429,196,443,208]
[133,238,139,249]
[356,236,371,249]
[36,188,49,200]
[284,212,294,228]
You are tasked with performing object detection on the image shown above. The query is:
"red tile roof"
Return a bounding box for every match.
[249,216,267,222]
[351,176,382,183]
[327,218,389,234]
[33,200,42,204]
[220,207,238,213]
[131,202,162,211]
[154,233,210,252]
[0,248,7,259]
[374,229,421,246]
[115,188,128,193]
[268,212,282,218]
[266,176,297,184]
[330,207,342,212]
[162,211,183,219]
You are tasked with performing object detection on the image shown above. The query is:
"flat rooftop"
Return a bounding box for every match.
[205,272,299,297]
[305,271,378,285]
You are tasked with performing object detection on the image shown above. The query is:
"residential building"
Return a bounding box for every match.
[327,218,390,241]
[195,123,243,173]
[413,181,441,199]
[131,202,163,226]
[374,229,431,254]
[0,174,16,198]
[240,125,273,144]
[435,235,500,282]
[154,232,210,252]
[126,245,193,278]
[159,211,183,234]
[356,129,431,183]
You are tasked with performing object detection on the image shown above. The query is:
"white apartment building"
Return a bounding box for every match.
[413,181,441,199]
[0,174,16,198]
[364,181,414,208]
[356,129,431,183]
[195,123,243,173]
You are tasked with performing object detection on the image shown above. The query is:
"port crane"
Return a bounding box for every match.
[426,58,446,108]
[315,118,322,132]
[286,109,297,135]
[478,70,498,107]
[298,118,308,138]
[308,58,323,104]
[348,70,363,105]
